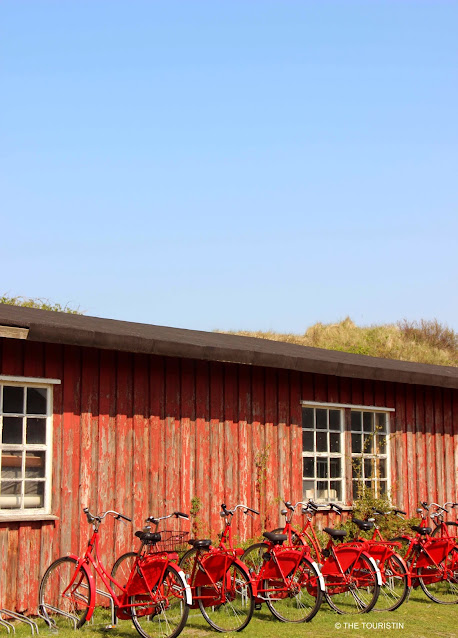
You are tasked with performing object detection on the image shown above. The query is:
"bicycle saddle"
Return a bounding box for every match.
[353,518,374,532]
[263,532,288,545]
[188,539,212,549]
[323,527,347,539]
[411,526,432,536]
[135,530,161,544]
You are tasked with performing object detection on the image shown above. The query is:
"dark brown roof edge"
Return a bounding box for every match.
[1,304,457,389]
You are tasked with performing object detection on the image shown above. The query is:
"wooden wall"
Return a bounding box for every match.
[0,337,457,611]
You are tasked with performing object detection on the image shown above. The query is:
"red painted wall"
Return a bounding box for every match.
[0,337,457,611]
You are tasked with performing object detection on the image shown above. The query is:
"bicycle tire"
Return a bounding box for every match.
[324,552,380,614]
[111,551,137,594]
[241,542,269,577]
[264,555,323,623]
[374,553,409,612]
[431,522,458,542]
[130,563,190,638]
[197,561,254,632]
[39,556,92,630]
[178,547,199,584]
[418,553,458,605]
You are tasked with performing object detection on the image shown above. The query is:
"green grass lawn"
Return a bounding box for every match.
[8,590,457,638]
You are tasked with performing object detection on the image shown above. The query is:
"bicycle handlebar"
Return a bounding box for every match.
[146,511,190,524]
[83,507,132,524]
[220,503,260,517]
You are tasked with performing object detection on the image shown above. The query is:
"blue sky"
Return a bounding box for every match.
[1,1,457,332]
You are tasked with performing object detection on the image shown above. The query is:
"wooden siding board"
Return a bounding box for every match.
[434,387,445,504]
[149,356,165,517]
[133,354,149,528]
[442,389,454,501]
[289,372,302,502]
[180,358,195,515]
[405,384,417,510]
[195,360,210,535]
[209,362,224,536]
[424,386,437,505]
[223,364,238,517]
[264,367,278,530]
[277,369,289,524]
[251,367,264,533]
[238,365,251,539]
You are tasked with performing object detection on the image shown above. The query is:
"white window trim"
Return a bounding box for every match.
[0,379,55,516]
[301,405,346,504]
[301,402,393,504]
[350,410,391,499]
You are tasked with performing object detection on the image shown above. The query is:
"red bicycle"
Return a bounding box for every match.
[245,500,381,615]
[39,508,191,638]
[423,501,458,542]
[178,503,257,633]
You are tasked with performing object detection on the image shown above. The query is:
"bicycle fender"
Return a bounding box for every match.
[175,568,193,606]
[66,553,96,621]
[364,553,383,587]
[310,560,326,592]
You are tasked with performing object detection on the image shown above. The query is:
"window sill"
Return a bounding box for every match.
[0,514,59,523]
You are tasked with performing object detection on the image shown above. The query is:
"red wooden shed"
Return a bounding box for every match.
[0,304,457,612]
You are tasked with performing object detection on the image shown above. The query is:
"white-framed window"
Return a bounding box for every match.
[302,406,344,502]
[351,410,389,498]
[0,380,54,514]
[301,401,392,504]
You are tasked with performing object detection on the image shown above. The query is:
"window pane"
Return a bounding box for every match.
[2,386,24,414]
[303,457,314,477]
[362,434,373,454]
[26,388,47,415]
[302,430,314,452]
[352,479,362,498]
[329,458,341,478]
[351,411,362,431]
[26,418,46,444]
[379,481,387,496]
[376,434,386,454]
[352,460,362,479]
[317,458,328,479]
[303,480,314,499]
[2,417,23,444]
[376,413,387,432]
[25,452,46,479]
[1,451,22,479]
[379,458,387,478]
[302,408,314,429]
[363,412,373,433]
[364,458,373,478]
[0,481,21,508]
[330,481,342,501]
[330,432,340,453]
[329,410,341,431]
[316,481,328,499]
[24,481,44,508]
[352,433,362,454]
[316,431,327,452]
[316,409,327,429]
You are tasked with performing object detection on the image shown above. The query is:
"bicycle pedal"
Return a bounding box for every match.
[254,603,263,611]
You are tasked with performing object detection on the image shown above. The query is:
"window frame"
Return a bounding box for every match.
[0,377,57,517]
[301,401,394,504]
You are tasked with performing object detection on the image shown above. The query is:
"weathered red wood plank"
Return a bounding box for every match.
[433,387,445,504]
[314,374,327,403]
[223,364,238,519]
[238,365,251,540]
[442,389,454,502]
[133,354,149,527]
[164,358,180,522]
[195,360,210,535]
[414,386,427,514]
[251,366,264,534]
[209,362,224,536]
[394,384,408,511]
[80,348,99,523]
[1,338,24,375]
[264,367,278,530]
[0,526,8,607]
[97,350,118,568]
[180,358,195,514]
[277,369,289,528]
[7,524,19,610]
[452,390,458,497]
[363,379,375,406]
[149,356,165,517]
[424,386,437,504]
[289,371,302,504]
[114,352,134,558]
[351,378,363,405]
[405,384,417,511]
[61,346,81,557]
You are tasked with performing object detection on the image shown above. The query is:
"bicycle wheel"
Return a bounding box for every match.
[197,561,254,632]
[264,556,323,623]
[130,564,190,638]
[325,552,380,614]
[418,553,458,604]
[178,547,198,584]
[39,556,92,630]
[431,522,458,543]
[241,543,268,577]
[374,553,409,612]
[111,551,137,593]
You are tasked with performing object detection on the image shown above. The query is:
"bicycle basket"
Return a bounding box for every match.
[155,530,189,555]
